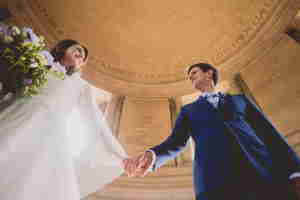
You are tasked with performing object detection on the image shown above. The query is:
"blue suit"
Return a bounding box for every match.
[150,94,300,200]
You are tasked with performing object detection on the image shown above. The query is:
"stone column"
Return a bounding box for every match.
[169,97,193,167]
[118,97,176,167]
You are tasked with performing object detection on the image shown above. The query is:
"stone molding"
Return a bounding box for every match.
[7,0,300,98]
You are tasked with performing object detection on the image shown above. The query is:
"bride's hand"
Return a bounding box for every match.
[122,158,138,177]
[122,151,153,177]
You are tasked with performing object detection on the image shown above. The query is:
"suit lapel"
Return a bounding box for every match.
[217,93,228,112]
[197,96,218,113]
[196,93,238,122]
[218,94,237,121]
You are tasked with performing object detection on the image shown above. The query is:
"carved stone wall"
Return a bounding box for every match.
[118,97,176,166]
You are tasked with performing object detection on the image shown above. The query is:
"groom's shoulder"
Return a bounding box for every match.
[226,92,244,98]
[226,93,248,104]
[181,100,198,111]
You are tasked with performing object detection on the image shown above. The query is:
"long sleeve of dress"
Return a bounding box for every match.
[73,81,127,198]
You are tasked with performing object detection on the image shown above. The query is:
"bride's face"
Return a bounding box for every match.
[61,44,87,68]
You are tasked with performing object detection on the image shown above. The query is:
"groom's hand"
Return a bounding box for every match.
[134,151,153,177]
[122,151,153,177]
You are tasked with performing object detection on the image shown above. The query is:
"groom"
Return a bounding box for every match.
[123,63,300,200]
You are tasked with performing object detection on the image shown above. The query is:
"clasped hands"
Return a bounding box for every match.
[122,151,153,177]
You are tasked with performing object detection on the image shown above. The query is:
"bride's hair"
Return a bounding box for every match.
[50,39,88,62]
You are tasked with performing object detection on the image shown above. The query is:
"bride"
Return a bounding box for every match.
[0,38,127,200]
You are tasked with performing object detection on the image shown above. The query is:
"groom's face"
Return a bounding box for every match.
[187,67,213,90]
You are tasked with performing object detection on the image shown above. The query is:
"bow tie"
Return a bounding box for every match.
[202,93,220,99]
[201,92,224,108]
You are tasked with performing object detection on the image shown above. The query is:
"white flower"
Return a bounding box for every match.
[21,27,40,45]
[21,29,28,38]
[37,54,48,66]
[30,62,39,68]
[10,26,21,36]
[39,50,55,66]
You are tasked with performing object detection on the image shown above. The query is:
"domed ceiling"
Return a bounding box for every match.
[8,0,298,97]
[4,0,300,199]
[35,0,271,83]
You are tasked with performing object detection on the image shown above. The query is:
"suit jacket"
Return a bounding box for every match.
[150,94,300,196]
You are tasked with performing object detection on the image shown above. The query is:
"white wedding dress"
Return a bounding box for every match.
[0,73,127,200]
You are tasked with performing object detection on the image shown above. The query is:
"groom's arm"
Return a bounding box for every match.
[148,107,191,170]
[123,107,191,177]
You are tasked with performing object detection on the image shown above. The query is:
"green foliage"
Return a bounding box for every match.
[0,24,65,98]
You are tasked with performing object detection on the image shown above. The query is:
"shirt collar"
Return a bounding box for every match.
[201,91,219,97]
[198,91,224,100]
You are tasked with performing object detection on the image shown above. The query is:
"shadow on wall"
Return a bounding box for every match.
[0,8,11,21]
[287,29,300,44]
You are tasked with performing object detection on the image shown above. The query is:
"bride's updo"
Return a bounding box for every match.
[51,39,88,75]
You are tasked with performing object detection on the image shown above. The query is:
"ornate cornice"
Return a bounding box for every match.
[10,0,278,81]
[211,0,279,65]
[7,0,300,97]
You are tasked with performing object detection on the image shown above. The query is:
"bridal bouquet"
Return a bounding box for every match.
[0,23,66,100]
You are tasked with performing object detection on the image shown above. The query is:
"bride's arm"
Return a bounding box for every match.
[72,80,127,198]
[77,82,127,160]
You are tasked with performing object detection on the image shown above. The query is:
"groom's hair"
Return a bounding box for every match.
[187,63,219,85]
[51,39,89,62]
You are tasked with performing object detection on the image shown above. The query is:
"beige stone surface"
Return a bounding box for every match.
[88,165,193,200]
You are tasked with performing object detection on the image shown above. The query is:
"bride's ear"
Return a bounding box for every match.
[206,69,213,80]
[83,57,89,65]
[82,45,89,65]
